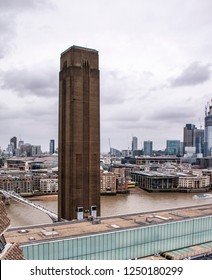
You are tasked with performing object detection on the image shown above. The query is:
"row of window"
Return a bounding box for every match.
[22,216,212,260]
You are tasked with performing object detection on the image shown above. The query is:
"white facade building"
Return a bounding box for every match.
[40,178,58,193]
[179,175,210,190]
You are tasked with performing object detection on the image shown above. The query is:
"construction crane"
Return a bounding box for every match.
[108,138,111,154]
[108,138,113,166]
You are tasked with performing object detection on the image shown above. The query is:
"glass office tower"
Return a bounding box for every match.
[204,105,212,156]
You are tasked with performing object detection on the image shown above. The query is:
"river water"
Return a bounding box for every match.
[5,187,212,228]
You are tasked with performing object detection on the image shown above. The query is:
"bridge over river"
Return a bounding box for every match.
[0,190,58,222]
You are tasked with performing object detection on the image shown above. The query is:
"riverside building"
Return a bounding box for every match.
[131,171,179,192]
[178,174,210,190]
[100,172,116,194]
[131,171,210,192]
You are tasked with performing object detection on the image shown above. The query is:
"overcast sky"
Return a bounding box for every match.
[0,0,212,153]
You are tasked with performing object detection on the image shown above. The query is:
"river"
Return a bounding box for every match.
[5,187,212,228]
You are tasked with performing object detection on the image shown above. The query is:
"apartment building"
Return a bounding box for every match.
[100,172,116,194]
[178,175,210,190]
[0,175,33,194]
[40,178,58,193]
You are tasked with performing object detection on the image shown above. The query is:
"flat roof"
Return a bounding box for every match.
[132,171,177,177]
[5,203,212,245]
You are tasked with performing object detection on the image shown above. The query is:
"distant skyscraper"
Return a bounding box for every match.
[110,147,121,157]
[18,140,24,148]
[143,140,153,156]
[193,128,204,155]
[58,46,100,221]
[183,124,196,152]
[7,144,14,155]
[166,140,181,155]
[49,139,55,154]
[10,136,17,155]
[204,103,212,156]
[132,136,138,151]
[21,143,32,157]
[31,145,42,156]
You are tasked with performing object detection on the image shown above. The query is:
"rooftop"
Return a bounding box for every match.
[132,171,178,177]
[61,45,98,56]
[5,203,212,245]
[0,201,10,234]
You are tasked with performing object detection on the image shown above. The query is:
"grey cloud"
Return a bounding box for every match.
[0,0,51,12]
[101,68,152,106]
[1,66,58,98]
[0,0,54,59]
[101,69,128,105]
[0,101,57,123]
[170,62,211,87]
[0,98,58,149]
[114,113,141,123]
[0,104,23,121]
[150,107,195,122]
[0,102,8,110]
[23,101,58,123]
[101,90,127,105]
[118,121,154,130]
[102,109,141,122]
[0,16,16,58]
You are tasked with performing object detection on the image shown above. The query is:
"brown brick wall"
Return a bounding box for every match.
[58,46,100,220]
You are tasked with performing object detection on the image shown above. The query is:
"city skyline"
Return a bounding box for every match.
[0,0,212,152]
[0,119,206,155]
